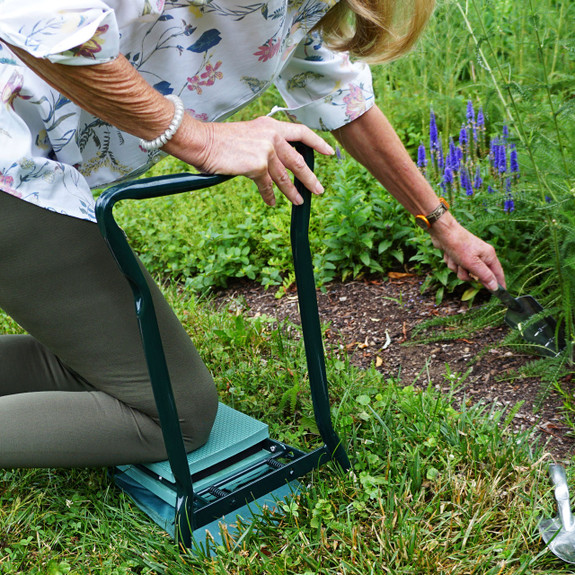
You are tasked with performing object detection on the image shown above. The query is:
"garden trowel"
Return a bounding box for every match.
[492,285,565,356]
[539,464,575,564]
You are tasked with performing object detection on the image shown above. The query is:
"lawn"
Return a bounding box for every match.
[1,0,575,573]
[0,285,570,574]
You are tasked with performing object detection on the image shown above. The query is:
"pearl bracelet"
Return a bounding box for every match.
[139,94,185,151]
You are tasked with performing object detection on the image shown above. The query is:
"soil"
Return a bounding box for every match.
[215,275,575,462]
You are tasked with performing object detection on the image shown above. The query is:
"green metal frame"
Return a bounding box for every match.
[95,144,350,547]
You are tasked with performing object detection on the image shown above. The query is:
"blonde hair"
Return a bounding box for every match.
[318,0,436,64]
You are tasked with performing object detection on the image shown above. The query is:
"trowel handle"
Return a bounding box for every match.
[550,464,575,532]
[492,285,522,313]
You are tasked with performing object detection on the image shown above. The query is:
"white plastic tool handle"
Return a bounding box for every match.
[550,464,575,532]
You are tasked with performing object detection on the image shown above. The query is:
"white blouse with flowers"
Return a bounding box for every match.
[0,0,374,221]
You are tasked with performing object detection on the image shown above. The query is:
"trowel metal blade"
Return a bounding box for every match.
[504,295,565,357]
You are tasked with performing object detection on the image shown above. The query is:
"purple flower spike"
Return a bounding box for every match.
[487,185,495,194]
[466,100,475,124]
[461,168,473,195]
[447,139,459,171]
[505,177,512,193]
[545,195,552,203]
[443,166,454,185]
[489,138,498,166]
[473,166,483,190]
[417,143,427,168]
[504,195,515,213]
[459,125,468,148]
[510,144,519,174]
[437,146,445,170]
[429,109,439,151]
[498,144,507,174]
[477,107,485,129]
[456,146,464,166]
[502,125,509,140]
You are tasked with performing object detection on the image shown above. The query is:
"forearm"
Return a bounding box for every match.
[333,105,505,290]
[9,46,218,172]
[10,46,176,141]
[332,105,446,219]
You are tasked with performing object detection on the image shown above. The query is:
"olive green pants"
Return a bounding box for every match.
[0,192,218,468]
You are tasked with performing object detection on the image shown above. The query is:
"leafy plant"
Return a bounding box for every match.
[314,154,413,285]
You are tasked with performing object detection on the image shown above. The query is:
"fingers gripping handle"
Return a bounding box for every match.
[492,285,523,313]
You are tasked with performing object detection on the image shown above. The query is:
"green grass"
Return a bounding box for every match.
[2,0,575,572]
[0,287,572,574]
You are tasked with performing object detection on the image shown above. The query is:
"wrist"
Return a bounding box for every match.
[414,197,450,230]
[162,113,212,170]
[428,211,458,235]
[139,94,185,151]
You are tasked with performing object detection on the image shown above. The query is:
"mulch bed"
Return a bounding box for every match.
[215,275,575,461]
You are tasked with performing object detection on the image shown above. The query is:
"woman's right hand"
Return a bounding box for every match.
[165,115,334,207]
[9,50,332,207]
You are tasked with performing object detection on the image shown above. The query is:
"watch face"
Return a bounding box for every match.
[415,215,430,229]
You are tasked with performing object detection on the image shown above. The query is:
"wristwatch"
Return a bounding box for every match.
[415,198,450,230]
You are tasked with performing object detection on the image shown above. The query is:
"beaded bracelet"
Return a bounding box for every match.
[139,94,185,151]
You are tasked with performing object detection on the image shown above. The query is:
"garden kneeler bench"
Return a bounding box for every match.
[95,144,351,550]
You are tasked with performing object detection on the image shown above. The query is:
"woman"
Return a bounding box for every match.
[0,0,504,468]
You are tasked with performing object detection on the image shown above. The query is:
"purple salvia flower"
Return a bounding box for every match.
[417,143,427,168]
[429,109,439,151]
[459,125,468,148]
[437,146,445,170]
[460,168,473,195]
[504,195,515,213]
[477,107,485,129]
[505,177,512,193]
[456,146,464,167]
[443,166,454,186]
[489,138,497,167]
[473,166,483,190]
[466,172,474,196]
[510,144,519,175]
[498,144,507,174]
[502,125,509,140]
[447,139,458,171]
[466,100,475,125]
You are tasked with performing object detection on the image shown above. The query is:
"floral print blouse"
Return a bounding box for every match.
[0,0,374,221]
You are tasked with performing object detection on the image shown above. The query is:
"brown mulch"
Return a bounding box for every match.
[215,275,575,461]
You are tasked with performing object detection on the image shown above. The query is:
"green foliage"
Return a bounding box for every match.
[114,180,294,292]
[118,1,574,320]
[452,0,575,364]
[117,152,416,292]
[313,155,413,284]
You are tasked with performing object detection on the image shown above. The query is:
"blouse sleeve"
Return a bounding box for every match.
[0,0,120,65]
[272,30,375,131]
